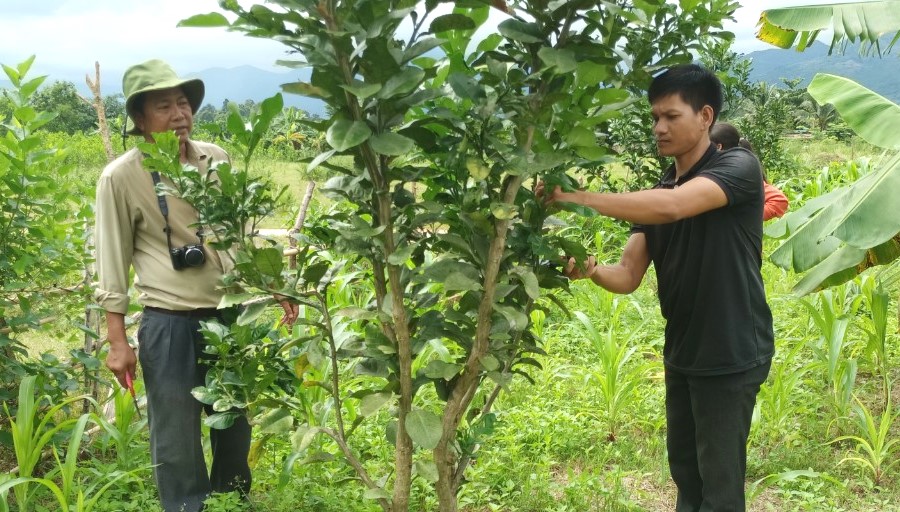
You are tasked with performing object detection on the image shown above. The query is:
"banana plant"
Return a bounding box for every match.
[763,76,900,295]
[758,3,900,294]
[756,1,900,56]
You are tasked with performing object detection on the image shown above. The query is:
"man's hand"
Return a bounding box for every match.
[535,180,568,207]
[563,255,599,281]
[105,312,137,389]
[275,294,299,328]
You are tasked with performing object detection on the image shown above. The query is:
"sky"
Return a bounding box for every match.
[0,0,841,81]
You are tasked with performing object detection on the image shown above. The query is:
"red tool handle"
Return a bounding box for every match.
[125,371,136,398]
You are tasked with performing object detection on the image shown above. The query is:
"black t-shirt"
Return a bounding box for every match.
[632,144,774,375]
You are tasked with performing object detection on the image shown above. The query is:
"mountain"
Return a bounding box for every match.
[3,43,897,116]
[0,64,325,116]
[743,41,900,103]
[185,65,324,115]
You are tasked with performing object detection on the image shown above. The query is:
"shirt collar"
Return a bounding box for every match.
[660,142,718,188]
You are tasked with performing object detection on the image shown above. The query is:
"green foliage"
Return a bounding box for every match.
[574,303,648,442]
[4,375,92,508]
[0,56,92,401]
[830,396,900,488]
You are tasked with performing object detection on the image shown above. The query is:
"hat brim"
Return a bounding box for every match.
[124,78,204,136]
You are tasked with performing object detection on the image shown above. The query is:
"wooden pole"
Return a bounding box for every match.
[288,181,316,270]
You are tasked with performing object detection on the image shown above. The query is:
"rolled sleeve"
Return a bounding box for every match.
[93,172,134,314]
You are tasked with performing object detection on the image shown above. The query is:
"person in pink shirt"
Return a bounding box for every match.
[710,123,789,220]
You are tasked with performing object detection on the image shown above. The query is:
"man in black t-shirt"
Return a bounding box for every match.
[538,64,774,511]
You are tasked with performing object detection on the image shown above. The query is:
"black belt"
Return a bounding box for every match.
[143,306,220,318]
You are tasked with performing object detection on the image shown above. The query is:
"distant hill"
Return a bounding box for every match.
[2,42,897,116]
[184,65,324,115]
[743,41,900,103]
[0,64,325,116]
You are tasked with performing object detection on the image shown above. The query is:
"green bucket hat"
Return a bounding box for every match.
[122,59,204,135]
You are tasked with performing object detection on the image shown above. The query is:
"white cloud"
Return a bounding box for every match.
[0,0,288,78]
[0,0,846,83]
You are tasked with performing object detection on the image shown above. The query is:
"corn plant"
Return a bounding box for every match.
[574,300,649,442]
[829,395,900,488]
[4,374,90,509]
[3,412,140,512]
[753,340,812,447]
[800,285,862,420]
[858,274,892,403]
[95,379,147,470]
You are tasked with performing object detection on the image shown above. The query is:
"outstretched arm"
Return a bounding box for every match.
[564,233,651,294]
[538,176,728,225]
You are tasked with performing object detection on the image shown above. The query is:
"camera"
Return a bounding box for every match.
[170,244,206,270]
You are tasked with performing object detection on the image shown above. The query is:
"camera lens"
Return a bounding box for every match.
[183,246,205,267]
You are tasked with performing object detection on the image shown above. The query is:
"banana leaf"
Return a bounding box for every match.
[757,1,900,56]
[792,235,900,295]
[808,74,900,150]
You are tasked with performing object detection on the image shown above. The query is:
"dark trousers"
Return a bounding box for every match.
[138,308,251,512]
[665,361,771,512]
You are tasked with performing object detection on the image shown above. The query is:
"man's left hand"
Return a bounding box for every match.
[274,294,299,328]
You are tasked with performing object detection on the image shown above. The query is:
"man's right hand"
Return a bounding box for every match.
[563,255,599,281]
[105,312,137,389]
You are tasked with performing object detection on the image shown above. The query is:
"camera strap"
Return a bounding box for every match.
[150,171,178,251]
[150,171,204,249]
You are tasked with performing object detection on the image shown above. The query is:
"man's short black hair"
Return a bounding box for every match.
[648,64,723,124]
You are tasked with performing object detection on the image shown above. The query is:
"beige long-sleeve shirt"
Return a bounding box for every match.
[93,140,231,314]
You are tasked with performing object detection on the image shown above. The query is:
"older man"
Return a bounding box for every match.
[94,59,295,511]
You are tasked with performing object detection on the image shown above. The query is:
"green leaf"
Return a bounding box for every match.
[511,267,540,299]
[770,152,900,272]
[388,241,419,265]
[359,392,393,417]
[281,81,332,99]
[444,272,482,292]
[494,304,528,331]
[466,158,491,180]
[414,460,439,483]
[377,68,425,99]
[237,301,269,325]
[340,81,382,99]
[363,487,391,500]
[205,412,239,429]
[192,386,217,405]
[178,12,230,27]
[305,149,336,174]
[479,354,500,372]
[757,2,900,55]
[254,247,284,277]
[807,74,900,150]
[258,408,294,434]
[405,408,442,449]
[490,202,518,220]
[218,293,254,309]
[498,19,543,43]
[430,13,476,33]
[326,119,372,151]
[448,73,485,100]
[369,132,415,155]
[422,360,462,380]
[538,47,577,74]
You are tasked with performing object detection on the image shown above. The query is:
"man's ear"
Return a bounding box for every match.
[133,113,144,133]
[700,105,715,130]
